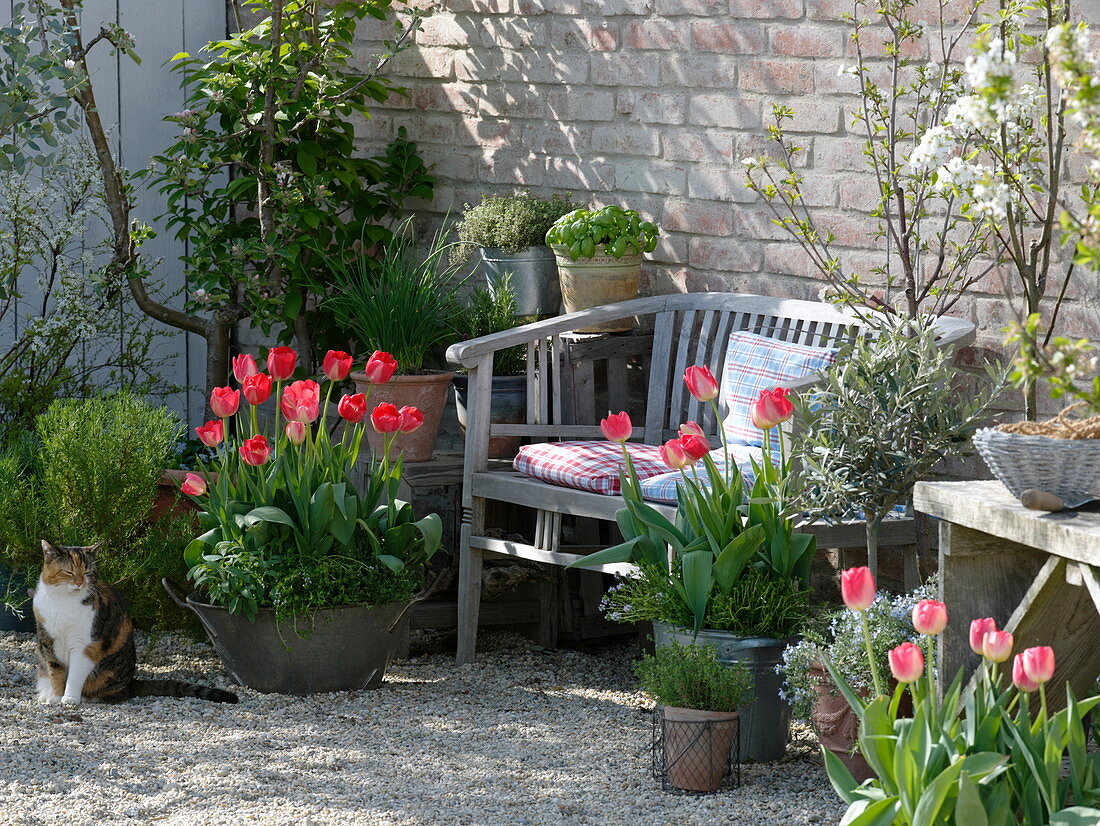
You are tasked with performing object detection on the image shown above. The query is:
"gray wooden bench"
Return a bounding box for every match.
[446,293,975,664]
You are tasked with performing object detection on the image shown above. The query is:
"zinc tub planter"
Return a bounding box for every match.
[164,580,411,695]
[653,621,793,763]
[480,246,561,318]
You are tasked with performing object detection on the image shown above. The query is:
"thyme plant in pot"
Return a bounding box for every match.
[576,371,814,762]
[454,192,578,318]
[637,643,753,793]
[453,275,527,459]
[173,348,442,694]
[326,224,464,462]
[544,205,659,333]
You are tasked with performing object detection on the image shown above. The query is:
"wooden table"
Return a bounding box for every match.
[914,480,1100,704]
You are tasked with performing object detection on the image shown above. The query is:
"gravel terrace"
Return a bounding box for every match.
[0,628,844,826]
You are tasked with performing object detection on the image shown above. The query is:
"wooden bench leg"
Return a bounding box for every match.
[456,501,485,665]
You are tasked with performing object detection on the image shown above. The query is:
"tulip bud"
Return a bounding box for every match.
[911,599,948,635]
[323,350,354,382]
[242,373,273,406]
[398,405,424,434]
[679,421,706,438]
[195,419,224,447]
[659,438,690,470]
[370,402,401,434]
[239,435,271,466]
[363,351,398,384]
[840,566,875,612]
[981,630,1014,663]
[888,642,925,683]
[266,346,298,381]
[683,365,719,402]
[209,386,240,419]
[751,387,795,430]
[969,618,998,655]
[285,421,308,445]
[337,393,367,424]
[232,353,259,384]
[679,434,711,462]
[1012,653,1040,692]
[180,472,207,497]
[1020,646,1055,685]
[600,411,632,444]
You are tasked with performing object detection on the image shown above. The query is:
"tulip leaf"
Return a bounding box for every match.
[713,525,764,592]
[1050,808,1100,826]
[680,550,712,636]
[838,797,900,826]
[822,747,860,805]
[377,554,404,574]
[243,505,296,528]
[183,529,221,567]
[415,513,442,557]
[955,772,989,826]
[566,538,641,569]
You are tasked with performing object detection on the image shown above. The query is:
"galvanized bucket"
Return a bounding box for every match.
[653,622,794,763]
[480,245,561,318]
[163,580,413,695]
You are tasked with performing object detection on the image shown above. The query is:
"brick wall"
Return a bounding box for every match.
[355,0,1100,412]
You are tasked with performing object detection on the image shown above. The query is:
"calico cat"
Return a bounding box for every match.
[33,541,237,705]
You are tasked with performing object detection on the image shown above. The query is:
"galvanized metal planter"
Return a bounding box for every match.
[653,622,794,763]
[479,245,561,318]
[164,580,411,695]
[453,374,527,459]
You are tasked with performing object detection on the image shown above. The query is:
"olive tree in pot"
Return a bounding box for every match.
[544,205,659,333]
[454,192,578,318]
[171,347,442,694]
[574,370,813,762]
[325,224,464,462]
[453,275,527,459]
[637,642,753,793]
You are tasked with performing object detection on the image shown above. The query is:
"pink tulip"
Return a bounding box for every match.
[242,373,273,406]
[1013,653,1040,692]
[970,618,998,655]
[363,351,398,384]
[266,346,298,381]
[981,630,1014,663]
[232,353,259,384]
[285,421,308,445]
[840,566,875,612]
[888,642,925,683]
[679,434,711,462]
[684,365,719,402]
[209,386,240,418]
[398,405,424,434]
[1020,646,1055,685]
[751,387,795,430]
[600,411,632,444]
[180,472,207,497]
[279,379,321,423]
[322,350,354,382]
[912,599,948,636]
[337,393,367,423]
[194,419,224,447]
[371,402,401,434]
[659,438,690,470]
[239,435,271,466]
[679,421,706,438]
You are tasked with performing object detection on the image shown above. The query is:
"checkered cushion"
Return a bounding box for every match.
[721,331,839,447]
[639,445,770,505]
[513,441,669,496]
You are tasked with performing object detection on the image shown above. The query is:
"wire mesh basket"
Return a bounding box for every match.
[973,427,1100,506]
[651,706,741,794]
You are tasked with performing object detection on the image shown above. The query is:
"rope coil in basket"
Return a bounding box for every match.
[996,402,1100,440]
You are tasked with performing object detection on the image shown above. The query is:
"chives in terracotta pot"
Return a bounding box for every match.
[637,642,753,793]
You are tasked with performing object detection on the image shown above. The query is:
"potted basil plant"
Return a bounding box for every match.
[454,191,577,318]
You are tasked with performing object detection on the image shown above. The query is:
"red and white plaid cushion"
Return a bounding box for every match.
[513,441,669,496]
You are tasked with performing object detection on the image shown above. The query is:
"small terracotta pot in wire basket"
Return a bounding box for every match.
[651,705,741,794]
[974,403,1100,506]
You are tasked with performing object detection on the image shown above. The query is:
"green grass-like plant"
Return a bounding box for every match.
[636,642,753,712]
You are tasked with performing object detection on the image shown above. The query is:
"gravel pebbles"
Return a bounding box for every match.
[0,628,844,825]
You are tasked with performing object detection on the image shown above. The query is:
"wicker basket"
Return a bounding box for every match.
[973,427,1100,505]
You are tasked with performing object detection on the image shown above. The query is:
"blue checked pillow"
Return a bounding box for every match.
[639,444,773,505]
[721,331,839,447]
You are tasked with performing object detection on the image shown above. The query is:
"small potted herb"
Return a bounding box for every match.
[455,192,577,318]
[454,274,527,459]
[637,642,753,793]
[544,205,659,332]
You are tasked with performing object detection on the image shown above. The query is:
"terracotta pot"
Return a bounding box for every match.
[659,705,740,793]
[551,244,641,334]
[453,375,527,459]
[351,371,453,463]
[152,470,200,522]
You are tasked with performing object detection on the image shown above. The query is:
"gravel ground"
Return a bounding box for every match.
[0,628,844,826]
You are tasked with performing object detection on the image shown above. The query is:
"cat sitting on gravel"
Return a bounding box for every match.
[33,540,237,706]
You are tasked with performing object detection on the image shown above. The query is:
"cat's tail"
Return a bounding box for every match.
[132,679,238,704]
